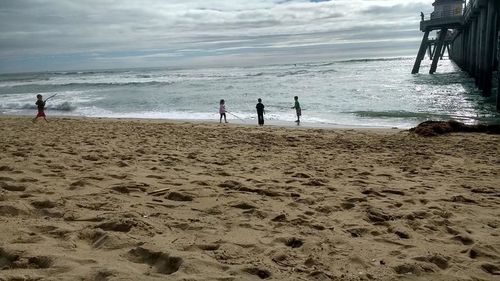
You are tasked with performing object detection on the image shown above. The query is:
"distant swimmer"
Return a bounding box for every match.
[32,94,56,123]
[291,96,301,124]
[256,98,265,126]
[219,99,228,123]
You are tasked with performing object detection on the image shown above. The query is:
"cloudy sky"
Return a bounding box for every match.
[0,0,436,73]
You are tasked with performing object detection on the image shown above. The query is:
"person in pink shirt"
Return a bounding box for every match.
[219,99,228,123]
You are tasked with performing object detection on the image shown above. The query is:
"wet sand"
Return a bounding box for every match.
[0,116,499,281]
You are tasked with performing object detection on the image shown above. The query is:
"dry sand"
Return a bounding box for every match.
[0,116,499,281]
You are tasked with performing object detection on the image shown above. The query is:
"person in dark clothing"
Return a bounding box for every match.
[33,94,48,123]
[256,98,265,126]
[291,96,301,124]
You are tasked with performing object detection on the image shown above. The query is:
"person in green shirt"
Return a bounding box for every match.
[291,96,301,123]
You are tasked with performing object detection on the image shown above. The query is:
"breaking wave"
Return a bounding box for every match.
[1,101,76,111]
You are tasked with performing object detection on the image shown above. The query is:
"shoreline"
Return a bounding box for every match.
[1,114,404,131]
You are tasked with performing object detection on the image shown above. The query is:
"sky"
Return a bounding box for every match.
[0,0,436,73]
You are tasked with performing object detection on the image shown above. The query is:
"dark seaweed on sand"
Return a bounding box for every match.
[410,120,500,137]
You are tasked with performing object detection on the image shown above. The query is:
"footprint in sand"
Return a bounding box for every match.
[291,172,311,179]
[0,204,27,216]
[468,244,500,259]
[0,181,26,192]
[31,199,57,209]
[283,237,304,248]
[231,202,257,210]
[87,268,117,281]
[96,219,137,232]
[340,202,355,210]
[346,227,369,238]
[302,179,327,187]
[393,262,438,276]
[271,214,287,222]
[413,254,449,270]
[69,179,88,190]
[0,247,53,269]
[481,263,500,275]
[243,267,271,279]
[0,166,15,172]
[127,246,183,275]
[452,233,474,245]
[219,180,243,189]
[165,192,194,202]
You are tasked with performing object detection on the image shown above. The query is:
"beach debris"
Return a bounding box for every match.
[410,120,500,137]
[147,187,170,196]
[91,232,109,249]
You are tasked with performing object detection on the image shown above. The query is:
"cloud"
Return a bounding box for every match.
[0,0,435,73]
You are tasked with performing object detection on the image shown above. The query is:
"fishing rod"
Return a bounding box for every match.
[226,111,246,122]
[267,104,292,109]
[44,94,57,101]
[216,106,247,122]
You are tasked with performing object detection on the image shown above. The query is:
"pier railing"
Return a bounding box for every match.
[420,13,464,32]
[430,9,463,20]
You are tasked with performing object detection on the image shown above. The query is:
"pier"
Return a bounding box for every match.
[412,0,500,110]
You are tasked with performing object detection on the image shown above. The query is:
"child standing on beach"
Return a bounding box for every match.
[256,98,265,126]
[219,99,228,123]
[33,94,48,123]
[291,96,301,123]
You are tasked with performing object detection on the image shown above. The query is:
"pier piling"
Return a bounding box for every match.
[412,31,430,74]
[430,28,448,74]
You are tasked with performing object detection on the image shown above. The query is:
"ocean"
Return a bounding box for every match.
[0,57,498,128]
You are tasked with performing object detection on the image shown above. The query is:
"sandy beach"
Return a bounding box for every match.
[0,116,499,281]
